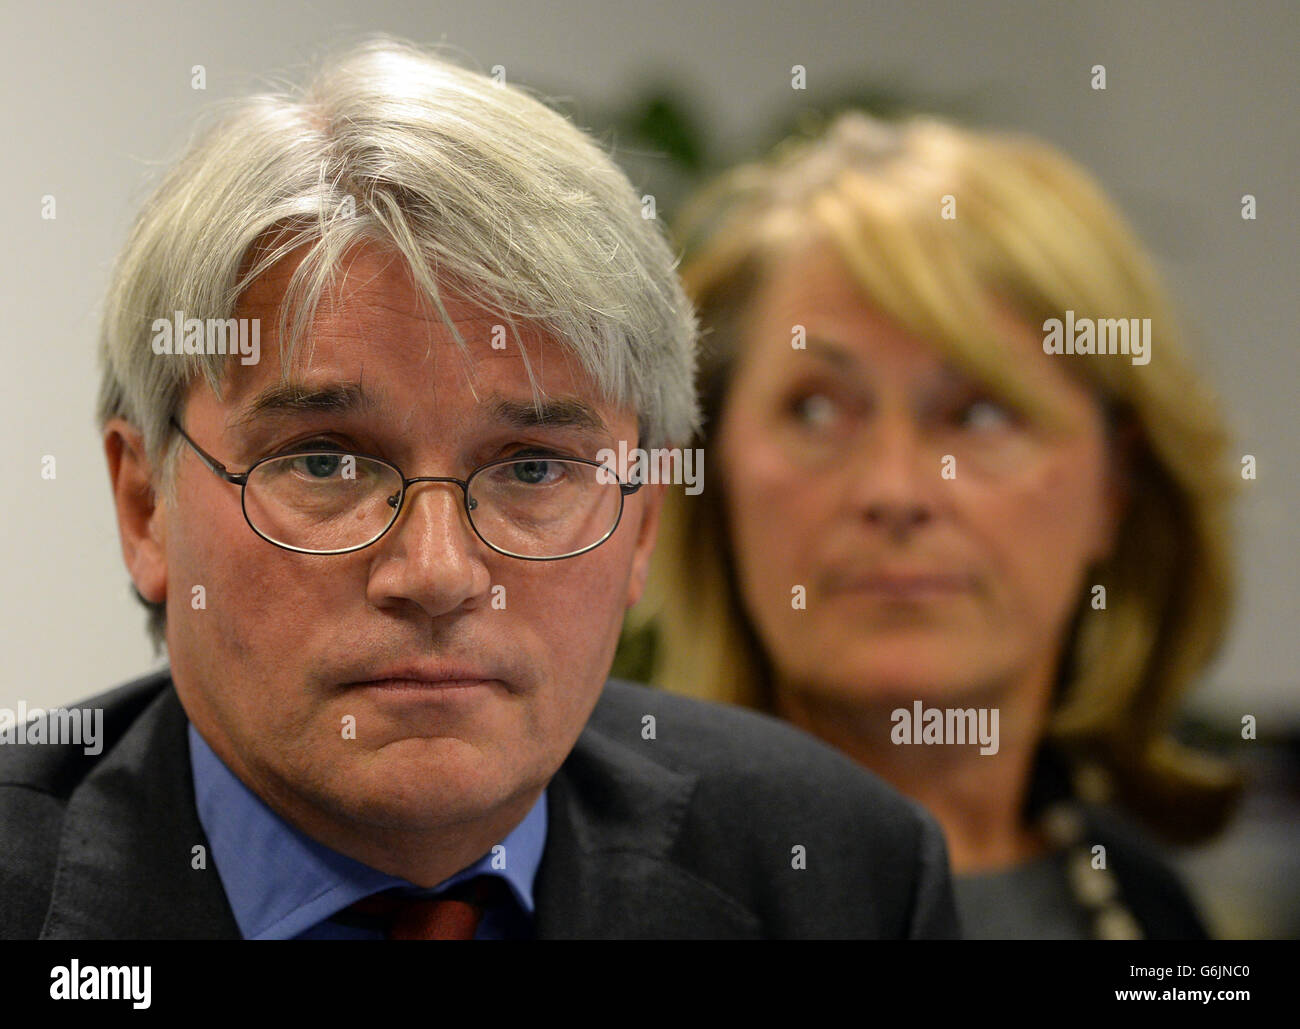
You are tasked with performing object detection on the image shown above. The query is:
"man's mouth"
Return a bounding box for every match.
[356,679,497,697]
[343,661,506,693]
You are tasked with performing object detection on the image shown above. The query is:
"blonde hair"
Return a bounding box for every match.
[636,112,1240,842]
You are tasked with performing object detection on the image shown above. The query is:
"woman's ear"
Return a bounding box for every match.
[104,419,168,608]
[1091,408,1140,562]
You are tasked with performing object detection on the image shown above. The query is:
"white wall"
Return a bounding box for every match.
[1,0,1295,722]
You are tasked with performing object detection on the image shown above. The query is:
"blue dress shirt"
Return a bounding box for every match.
[188,723,546,939]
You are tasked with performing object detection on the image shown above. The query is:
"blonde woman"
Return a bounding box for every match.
[636,112,1240,939]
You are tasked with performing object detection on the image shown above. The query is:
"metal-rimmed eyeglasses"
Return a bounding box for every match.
[170,417,642,559]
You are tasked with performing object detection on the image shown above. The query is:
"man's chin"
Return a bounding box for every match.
[313,739,536,828]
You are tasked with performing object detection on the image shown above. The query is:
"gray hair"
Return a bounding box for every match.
[96,35,700,648]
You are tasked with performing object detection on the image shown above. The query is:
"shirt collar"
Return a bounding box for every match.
[188,722,547,940]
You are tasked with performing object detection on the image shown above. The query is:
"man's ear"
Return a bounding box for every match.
[104,418,167,608]
[625,482,667,610]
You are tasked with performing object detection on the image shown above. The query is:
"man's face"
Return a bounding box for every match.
[158,244,660,848]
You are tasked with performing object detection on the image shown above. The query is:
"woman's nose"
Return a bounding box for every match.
[840,414,938,535]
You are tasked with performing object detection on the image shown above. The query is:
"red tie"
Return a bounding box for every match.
[343,878,507,940]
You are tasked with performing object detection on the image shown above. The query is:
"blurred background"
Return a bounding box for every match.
[1,0,1295,937]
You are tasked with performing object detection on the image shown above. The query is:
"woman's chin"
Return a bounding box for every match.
[809,656,1003,708]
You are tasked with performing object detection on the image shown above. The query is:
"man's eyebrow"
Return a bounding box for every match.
[488,395,608,434]
[228,381,380,431]
[227,383,608,436]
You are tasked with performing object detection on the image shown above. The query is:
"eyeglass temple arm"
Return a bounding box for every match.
[169,417,249,486]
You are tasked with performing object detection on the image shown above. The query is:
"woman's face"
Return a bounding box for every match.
[715,245,1124,710]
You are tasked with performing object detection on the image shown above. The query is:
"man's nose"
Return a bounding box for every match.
[841,414,938,536]
[366,481,494,617]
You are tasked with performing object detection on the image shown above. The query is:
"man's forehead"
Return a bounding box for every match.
[213,321,620,430]
[237,239,501,330]
[222,244,611,414]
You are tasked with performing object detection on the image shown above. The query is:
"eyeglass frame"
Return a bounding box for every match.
[168,416,644,560]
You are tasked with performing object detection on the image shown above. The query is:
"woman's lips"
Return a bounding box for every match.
[826,571,977,599]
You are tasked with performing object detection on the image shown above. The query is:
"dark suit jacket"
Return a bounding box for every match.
[0,670,958,939]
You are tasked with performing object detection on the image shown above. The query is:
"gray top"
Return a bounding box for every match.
[953,848,1093,940]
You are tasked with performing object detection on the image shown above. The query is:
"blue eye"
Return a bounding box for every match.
[301,453,343,477]
[512,459,557,485]
[268,442,358,481]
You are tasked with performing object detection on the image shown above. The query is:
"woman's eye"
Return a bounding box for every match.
[791,392,839,429]
[956,399,1015,431]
